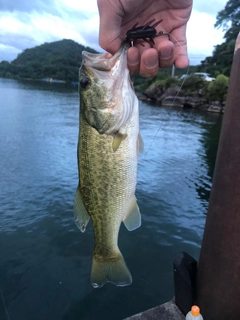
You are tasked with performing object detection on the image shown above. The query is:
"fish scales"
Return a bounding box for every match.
[74,45,142,288]
[79,114,137,251]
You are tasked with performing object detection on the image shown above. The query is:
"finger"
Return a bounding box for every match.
[156,40,175,68]
[139,48,159,78]
[169,25,189,68]
[127,46,140,74]
[97,0,123,54]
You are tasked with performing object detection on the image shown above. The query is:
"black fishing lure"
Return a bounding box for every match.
[125,19,165,47]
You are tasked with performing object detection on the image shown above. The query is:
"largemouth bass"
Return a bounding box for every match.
[74,44,142,288]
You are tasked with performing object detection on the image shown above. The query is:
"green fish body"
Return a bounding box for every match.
[74,45,142,288]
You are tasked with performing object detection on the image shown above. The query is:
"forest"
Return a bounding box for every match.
[0,0,238,84]
[198,0,240,76]
[0,39,98,82]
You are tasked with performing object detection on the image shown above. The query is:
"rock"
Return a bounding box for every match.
[207,101,222,113]
[161,96,185,107]
[136,93,150,101]
[144,82,164,100]
[184,97,207,108]
[158,86,184,103]
[139,82,224,113]
[161,96,209,109]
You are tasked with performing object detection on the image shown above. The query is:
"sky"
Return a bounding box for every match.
[0,0,228,65]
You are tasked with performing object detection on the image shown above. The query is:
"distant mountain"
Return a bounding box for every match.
[0,39,99,82]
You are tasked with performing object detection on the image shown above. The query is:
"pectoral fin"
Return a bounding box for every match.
[74,187,90,233]
[112,133,127,152]
[123,197,141,231]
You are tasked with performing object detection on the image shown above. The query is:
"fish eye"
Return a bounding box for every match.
[80,77,90,89]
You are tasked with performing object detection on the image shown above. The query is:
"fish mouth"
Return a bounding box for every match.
[80,43,135,135]
[82,44,128,78]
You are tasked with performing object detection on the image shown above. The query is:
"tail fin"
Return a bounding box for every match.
[91,251,132,288]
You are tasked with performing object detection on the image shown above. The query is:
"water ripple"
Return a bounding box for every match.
[0,79,222,320]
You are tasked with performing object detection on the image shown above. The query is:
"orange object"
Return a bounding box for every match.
[191,306,200,316]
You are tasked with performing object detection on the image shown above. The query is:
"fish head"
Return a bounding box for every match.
[79,45,136,134]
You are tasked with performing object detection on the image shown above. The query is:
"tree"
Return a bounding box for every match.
[199,0,240,77]
[215,0,240,38]
[0,39,99,81]
[207,74,229,103]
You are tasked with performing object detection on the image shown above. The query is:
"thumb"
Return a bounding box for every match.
[97,0,123,54]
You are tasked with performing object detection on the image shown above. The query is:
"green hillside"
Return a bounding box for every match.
[0,39,98,82]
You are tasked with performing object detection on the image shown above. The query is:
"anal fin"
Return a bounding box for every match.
[74,187,90,232]
[123,197,141,231]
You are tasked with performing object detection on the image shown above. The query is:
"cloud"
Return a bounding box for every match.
[58,0,99,13]
[0,5,100,61]
[0,0,58,15]
[0,0,92,22]
[0,0,228,64]
[0,44,21,62]
[192,0,226,16]
[187,9,225,64]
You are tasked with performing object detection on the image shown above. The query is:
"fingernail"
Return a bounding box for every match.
[143,55,158,68]
[159,47,173,60]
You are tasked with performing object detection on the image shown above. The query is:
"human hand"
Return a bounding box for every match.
[97,0,192,77]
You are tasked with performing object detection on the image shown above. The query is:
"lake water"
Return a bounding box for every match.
[0,78,222,320]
